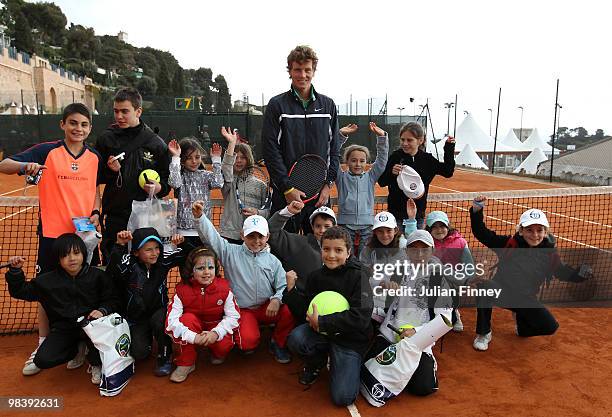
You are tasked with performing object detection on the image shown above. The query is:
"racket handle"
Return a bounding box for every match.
[386,323,403,336]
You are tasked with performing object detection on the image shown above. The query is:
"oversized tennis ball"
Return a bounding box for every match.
[395,324,415,343]
[138,169,160,189]
[308,291,350,316]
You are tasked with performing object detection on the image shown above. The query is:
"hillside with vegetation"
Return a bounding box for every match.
[0,0,231,111]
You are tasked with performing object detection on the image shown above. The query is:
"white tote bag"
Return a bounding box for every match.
[360,314,452,407]
[80,313,135,397]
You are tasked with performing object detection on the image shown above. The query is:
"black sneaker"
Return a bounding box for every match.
[298,365,322,385]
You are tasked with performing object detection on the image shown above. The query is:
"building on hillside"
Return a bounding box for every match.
[536,137,612,185]
[118,31,128,43]
[0,45,96,113]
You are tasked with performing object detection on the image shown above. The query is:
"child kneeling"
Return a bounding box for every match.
[5,234,118,385]
[284,227,373,407]
[165,245,240,383]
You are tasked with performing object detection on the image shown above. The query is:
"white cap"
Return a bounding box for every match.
[397,165,425,199]
[519,209,549,228]
[309,206,337,225]
[373,211,397,230]
[243,215,269,236]
[405,230,435,247]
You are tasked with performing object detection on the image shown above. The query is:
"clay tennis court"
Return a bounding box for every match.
[1,168,611,417]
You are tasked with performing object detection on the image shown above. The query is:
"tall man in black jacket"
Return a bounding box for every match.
[262,45,340,234]
[95,88,170,263]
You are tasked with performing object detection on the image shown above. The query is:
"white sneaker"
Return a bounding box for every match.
[170,365,195,383]
[209,356,226,365]
[473,331,492,351]
[23,349,41,376]
[88,365,102,385]
[453,310,464,332]
[67,341,87,370]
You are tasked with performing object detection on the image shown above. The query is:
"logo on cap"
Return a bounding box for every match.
[529,211,540,219]
[409,183,417,191]
[251,218,259,225]
[378,214,388,221]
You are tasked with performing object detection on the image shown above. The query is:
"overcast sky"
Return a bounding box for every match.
[48,0,610,140]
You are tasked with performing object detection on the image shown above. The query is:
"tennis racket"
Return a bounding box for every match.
[235,165,272,211]
[287,154,328,203]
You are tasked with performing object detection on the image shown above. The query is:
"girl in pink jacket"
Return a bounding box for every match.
[425,211,475,332]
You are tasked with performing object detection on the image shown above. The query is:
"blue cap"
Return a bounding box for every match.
[426,211,449,228]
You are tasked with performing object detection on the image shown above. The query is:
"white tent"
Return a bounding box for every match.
[513,147,548,174]
[523,128,560,155]
[454,114,517,152]
[501,129,530,151]
[455,143,488,169]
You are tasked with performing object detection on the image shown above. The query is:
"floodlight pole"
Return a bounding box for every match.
[491,88,501,174]
[397,107,405,124]
[518,106,524,142]
[488,108,493,136]
[444,102,454,135]
[453,94,458,137]
[549,79,559,182]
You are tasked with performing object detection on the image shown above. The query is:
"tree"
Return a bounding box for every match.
[135,50,160,78]
[156,60,172,96]
[214,75,231,113]
[21,2,66,46]
[64,24,100,61]
[137,75,158,97]
[12,10,34,53]
[172,67,185,96]
[593,129,605,140]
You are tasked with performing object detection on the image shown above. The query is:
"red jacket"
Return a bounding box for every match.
[166,277,240,345]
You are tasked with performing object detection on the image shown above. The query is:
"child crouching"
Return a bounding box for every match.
[165,245,240,383]
[5,234,118,385]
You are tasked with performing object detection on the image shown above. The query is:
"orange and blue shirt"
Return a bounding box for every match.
[10,141,103,238]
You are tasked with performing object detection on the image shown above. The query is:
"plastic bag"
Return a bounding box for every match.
[73,217,101,264]
[127,197,177,252]
[79,313,135,397]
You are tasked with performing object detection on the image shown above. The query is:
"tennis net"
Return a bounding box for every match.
[1,186,611,334]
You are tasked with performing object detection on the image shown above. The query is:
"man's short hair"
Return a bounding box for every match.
[286,45,318,71]
[62,103,91,123]
[114,87,142,110]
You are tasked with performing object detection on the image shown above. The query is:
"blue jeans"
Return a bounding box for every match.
[342,226,372,259]
[287,324,362,406]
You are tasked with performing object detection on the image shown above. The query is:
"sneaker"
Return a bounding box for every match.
[473,331,492,351]
[453,310,464,332]
[209,355,226,365]
[154,355,173,377]
[23,349,41,376]
[67,341,87,370]
[88,365,102,385]
[268,340,291,364]
[169,365,195,383]
[298,365,322,385]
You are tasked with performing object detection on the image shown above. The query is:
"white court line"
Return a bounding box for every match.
[0,185,33,196]
[436,201,612,254]
[0,206,34,222]
[347,403,362,417]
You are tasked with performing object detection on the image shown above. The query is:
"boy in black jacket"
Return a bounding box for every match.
[284,226,373,407]
[378,122,455,229]
[5,234,118,385]
[95,88,170,263]
[107,227,184,376]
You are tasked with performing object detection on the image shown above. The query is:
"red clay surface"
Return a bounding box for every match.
[1,168,611,416]
[0,308,611,417]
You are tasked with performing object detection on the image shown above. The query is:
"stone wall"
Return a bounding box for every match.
[0,47,96,113]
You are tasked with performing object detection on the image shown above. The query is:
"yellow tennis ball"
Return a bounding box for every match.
[395,324,415,342]
[138,169,160,189]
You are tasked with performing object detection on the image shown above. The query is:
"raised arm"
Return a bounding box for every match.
[368,122,390,182]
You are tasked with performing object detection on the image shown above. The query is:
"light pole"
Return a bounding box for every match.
[488,108,493,136]
[397,106,405,124]
[444,102,455,135]
[518,106,524,142]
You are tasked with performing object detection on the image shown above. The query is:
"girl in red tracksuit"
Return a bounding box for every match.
[165,245,240,383]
